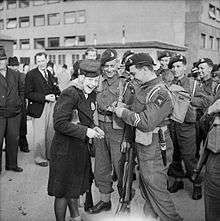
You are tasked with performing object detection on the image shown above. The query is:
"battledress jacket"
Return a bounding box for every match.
[48,84,96,198]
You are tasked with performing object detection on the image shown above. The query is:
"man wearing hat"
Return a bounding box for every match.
[167,54,211,200]
[212,64,220,95]
[114,53,182,221]
[156,50,172,77]
[88,48,126,214]
[8,56,30,153]
[25,52,60,167]
[0,48,24,173]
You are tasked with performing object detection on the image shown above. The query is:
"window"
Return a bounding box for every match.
[49,55,56,64]
[33,0,45,6]
[48,13,60,26]
[6,18,17,29]
[47,0,60,4]
[217,38,220,51]
[7,0,17,9]
[216,8,220,22]
[33,15,45,26]
[0,0,4,10]
[200,33,206,48]
[76,10,86,23]
[0,19,3,30]
[209,36,214,49]
[48,37,59,47]
[72,54,80,65]
[20,57,30,65]
[20,39,30,49]
[34,38,45,49]
[64,11,76,24]
[19,0,29,8]
[78,35,86,45]
[209,4,216,20]
[13,40,17,50]
[64,36,77,46]
[58,54,66,65]
[19,16,30,28]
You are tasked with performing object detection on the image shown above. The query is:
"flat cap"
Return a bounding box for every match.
[79,59,101,77]
[197,58,214,67]
[101,48,117,65]
[125,53,156,68]
[158,50,172,60]
[168,54,186,69]
[0,48,7,60]
[8,56,19,66]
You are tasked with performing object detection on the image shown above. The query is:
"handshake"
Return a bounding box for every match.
[87,126,105,139]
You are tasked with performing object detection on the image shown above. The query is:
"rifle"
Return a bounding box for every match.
[115,141,135,215]
[191,113,216,182]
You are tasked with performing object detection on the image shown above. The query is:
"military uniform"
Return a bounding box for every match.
[116,53,182,221]
[167,55,212,200]
[94,72,125,194]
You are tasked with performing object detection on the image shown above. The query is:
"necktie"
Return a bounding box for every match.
[44,70,48,81]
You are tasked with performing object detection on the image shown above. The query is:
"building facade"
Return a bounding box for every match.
[0,0,220,68]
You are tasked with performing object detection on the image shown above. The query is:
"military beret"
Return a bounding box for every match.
[79,59,101,77]
[0,48,7,60]
[101,48,117,65]
[125,53,156,68]
[212,64,220,77]
[158,51,172,60]
[197,58,214,67]
[168,54,186,69]
[121,50,134,64]
[47,60,54,68]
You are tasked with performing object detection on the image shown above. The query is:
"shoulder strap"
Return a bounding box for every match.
[214,83,220,95]
[192,80,197,97]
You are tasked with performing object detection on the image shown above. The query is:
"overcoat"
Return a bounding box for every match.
[48,85,96,198]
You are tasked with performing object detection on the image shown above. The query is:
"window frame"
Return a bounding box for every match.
[19,16,30,28]
[48,13,60,26]
[34,38,45,49]
[33,15,45,27]
[20,39,30,50]
[48,37,60,48]
[6,18,17,29]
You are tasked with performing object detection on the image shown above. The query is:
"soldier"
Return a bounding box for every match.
[167,55,212,200]
[156,50,172,77]
[114,53,182,221]
[88,48,125,214]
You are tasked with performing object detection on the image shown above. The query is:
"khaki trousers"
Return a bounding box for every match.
[32,102,55,164]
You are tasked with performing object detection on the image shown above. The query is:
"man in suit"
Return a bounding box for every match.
[0,48,23,173]
[8,56,29,152]
[25,52,60,167]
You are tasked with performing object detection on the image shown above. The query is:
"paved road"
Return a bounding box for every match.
[0,121,204,221]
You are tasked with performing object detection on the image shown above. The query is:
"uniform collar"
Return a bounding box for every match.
[103,72,119,85]
[140,77,162,89]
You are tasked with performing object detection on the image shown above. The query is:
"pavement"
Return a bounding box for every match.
[0,120,205,221]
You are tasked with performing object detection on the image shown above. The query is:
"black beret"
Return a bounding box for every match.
[47,61,54,68]
[121,50,134,64]
[101,48,117,65]
[158,50,172,60]
[197,58,214,67]
[79,59,101,77]
[125,53,156,68]
[168,54,186,69]
[212,64,220,77]
[0,48,7,60]
[8,56,19,66]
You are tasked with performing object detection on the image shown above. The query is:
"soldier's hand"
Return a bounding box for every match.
[93,126,105,139]
[114,107,126,118]
[120,141,131,153]
[86,128,103,139]
[208,99,220,114]
[45,94,56,102]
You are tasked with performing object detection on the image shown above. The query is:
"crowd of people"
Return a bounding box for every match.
[0,46,220,221]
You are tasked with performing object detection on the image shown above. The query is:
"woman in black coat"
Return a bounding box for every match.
[48,60,104,221]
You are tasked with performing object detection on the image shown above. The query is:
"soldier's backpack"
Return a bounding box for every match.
[147,83,191,123]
